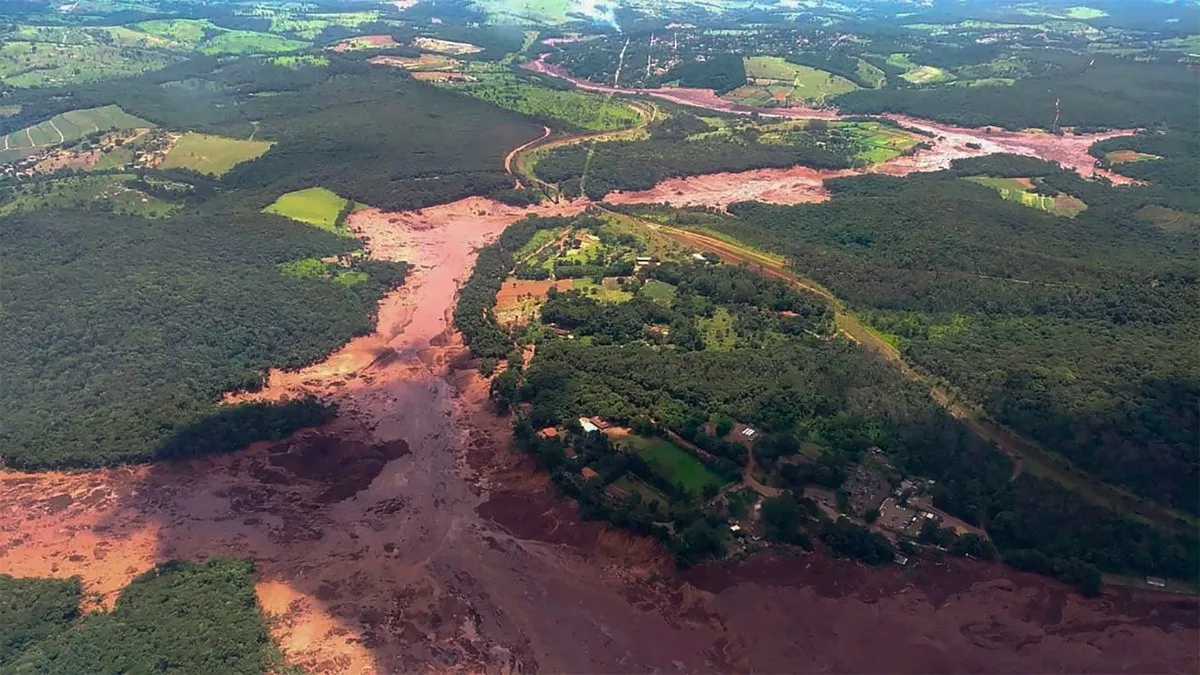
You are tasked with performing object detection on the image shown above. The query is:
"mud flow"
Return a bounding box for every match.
[1,195,1194,672]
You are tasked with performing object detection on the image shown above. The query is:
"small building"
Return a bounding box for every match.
[894,554,909,566]
[564,446,577,460]
[634,256,657,267]
[579,417,599,433]
[729,524,742,533]
[740,426,760,441]
[691,252,708,262]
[604,484,628,500]
[581,467,600,480]
[590,417,611,430]
[1146,577,1167,588]
[538,427,558,439]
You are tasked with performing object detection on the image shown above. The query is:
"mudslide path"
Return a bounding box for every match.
[516,53,1141,207]
[0,121,1194,675]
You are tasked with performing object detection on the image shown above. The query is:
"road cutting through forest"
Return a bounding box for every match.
[603,213,1196,536]
[0,99,1194,674]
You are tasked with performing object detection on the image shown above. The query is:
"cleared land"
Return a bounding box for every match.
[413,37,482,54]
[886,53,953,84]
[1106,150,1159,164]
[728,56,858,106]
[965,175,1087,217]
[0,39,175,88]
[0,105,150,164]
[0,175,176,218]
[160,132,273,176]
[134,19,308,55]
[263,187,355,233]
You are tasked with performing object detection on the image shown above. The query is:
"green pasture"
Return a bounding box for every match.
[1,105,150,164]
[639,279,676,305]
[886,53,952,84]
[965,176,1087,217]
[272,54,330,68]
[160,132,272,176]
[620,434,725,499]
[263,187,355,233]
[736,56,858,104]
[0,175,175,218]
[572,277,634,303]
[699,306,737,351]
[0,36,176,88]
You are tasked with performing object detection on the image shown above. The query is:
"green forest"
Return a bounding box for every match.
[535,115,872,200]
[699,155,1200,518]
[1,560,277,673]
[454,208,1197,589]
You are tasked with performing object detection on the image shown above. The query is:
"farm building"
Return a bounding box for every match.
[730,423,760,443]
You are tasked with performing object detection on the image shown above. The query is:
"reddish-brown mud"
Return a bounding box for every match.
[524,54,1141,207]
[0,137,1194,673]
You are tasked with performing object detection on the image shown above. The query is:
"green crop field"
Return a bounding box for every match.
[0,175,176,218]
[621,434,725,499]
[1,105,150,164]
[160,132,273,176]
[263,187,355,233]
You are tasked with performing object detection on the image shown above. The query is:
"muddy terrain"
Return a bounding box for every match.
[523,53,1141,205]
[1,187,1196,673]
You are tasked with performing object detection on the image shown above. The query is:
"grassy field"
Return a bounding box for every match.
[263,10,381,39]
[699,306,737,351]
[1105,150,1159,164]
[733,56,858,105]
[272,54,330,69]
[1,105,150,164]
[263,187,355,233]
[886,53,953,84]
[841,121,921,164]
[1135,205,1200,233]
[572,277,634,303]
[160,132,273,175]
[855,59,887,88]
[134,19,308,55]
[0,175,176,218]
[639,279,676,305]
[621,434,725,498]
[0,39,175,88]
[966,176,1087,217]
[515,226,566,262]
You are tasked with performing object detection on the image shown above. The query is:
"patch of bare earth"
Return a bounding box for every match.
[1,198,1195,674]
